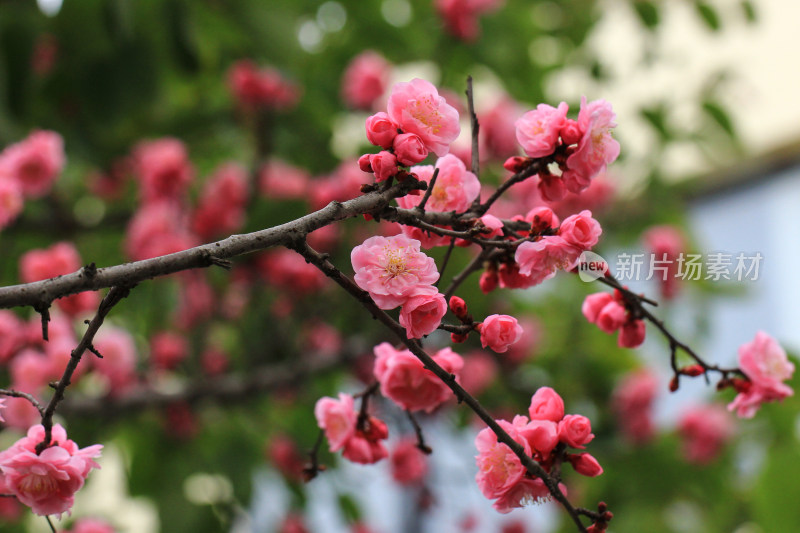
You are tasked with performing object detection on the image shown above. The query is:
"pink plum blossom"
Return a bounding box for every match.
[435,0,505,42]
[678,404,735,464]
[92,326,138,394]
[131,138,194,203]
[474,419,530,500]
[341,415,389,465]
[528,387,564,422]
[341,51,391,110]
[393,133,429,165]
[398,154,480,213]
[479,314,523,353]
[258,159,309,200]
[398,287,447,339]
[0,177,23,229]
[365,112,398,149]
[0,424,102,517]
[513,235,581,285]
[314,393,357,452]
[227,60,299,110]
[373,342,463,413]
[390,439,428,485]
[558,210,602,250]
[558,414,595,449]
[568,453,603,477]
[0,130,64,198]
[351,234,439,309]
[728,331,794,418]
[612,369,659,445]
[563,98,620,194]
[387,79,461,157]
[515,102,568,158]
[491,477,553,514]
[192,163,249,241]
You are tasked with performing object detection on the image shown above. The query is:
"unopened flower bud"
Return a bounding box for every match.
[358,153,373,173]
[449,296,468,319]
[479,270,498,294]
[681,364,705,377]
[503,156,532,173]
[669,376,680,392]
[451,332,468,343]
[560,118,583,145]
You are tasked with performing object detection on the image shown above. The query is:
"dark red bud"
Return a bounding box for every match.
[451,332,468,343]
[449,296,468,318]
[669,376,680,392]
[503,156,532,173]
[681,364,705,377]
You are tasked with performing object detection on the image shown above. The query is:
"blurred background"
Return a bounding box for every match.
[1,0,799,532]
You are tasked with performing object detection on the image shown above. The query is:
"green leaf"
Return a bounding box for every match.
[702,100,737,139]
[694,1,722,32]
[632,1,660,30]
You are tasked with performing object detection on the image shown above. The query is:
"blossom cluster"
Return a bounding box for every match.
[359,78,461,182]
[475,387,602,513]
[0,130,64,230]
[581,289,646,348]
[0,424,102,517]
[351,234,447,339]
[314,393,389,465]
[513,97,619,201]
[480,207,604,292]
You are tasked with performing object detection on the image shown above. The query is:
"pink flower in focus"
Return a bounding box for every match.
[528,387,564,422]
[365,112,399,149]
[314,393,357,452]
[351,234,439,309]
[390,438,428,485]
[514,235,581,285]
[387,79,461,157]
[595,301,627,334]
[563,98,620,194]
[369,150,398,182]
[474,419,530,500]
[398,154,480,213]
[398,287,447,339]
[0,424,102,517]
[558,414,594,449]
[678,404,735,464]
[513,416,558,457]
[259,159,309,200]
[568,453,604,477]
[0,130,64,198]
[373,343,463,413]
[728,331,794,418]
[582,292,614,324]
[131,138,193,203]
[393,133,429,166]
[558,210,602,250]
[515,102,568,158]
[479,314,523,353]
[491,477,552,514]
[341,51,392,110]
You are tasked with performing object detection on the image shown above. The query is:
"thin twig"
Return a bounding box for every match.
[444,248,491,300]
[0,389,45,416]
[406,411,432,454]
[415,168,440,212]
[36,286,132,453]
[435,238,457,288]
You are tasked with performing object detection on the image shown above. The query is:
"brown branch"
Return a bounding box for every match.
[466,76,480,183]
[296,241,592,533]
[36,286,131,453]
[0,179,424,311]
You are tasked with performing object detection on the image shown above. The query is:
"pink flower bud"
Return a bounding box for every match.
[479,269,498,294]
[529,386,564,422]
[558,210,602,250]
[560,118,583,145]
[479,314,523,353]
[558,414,595,448]
[538,174,566,202]
[503,156,531,173]
[525,206,559,233]
[569,452,604,477]
[596,301,627,333]
[358,153,373,172]
[393,133,428,165]
[369,151,398,182]
[365,112,398,148]
[448,295,468,319]
[582,292,614,323]
[618,319,646,348]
